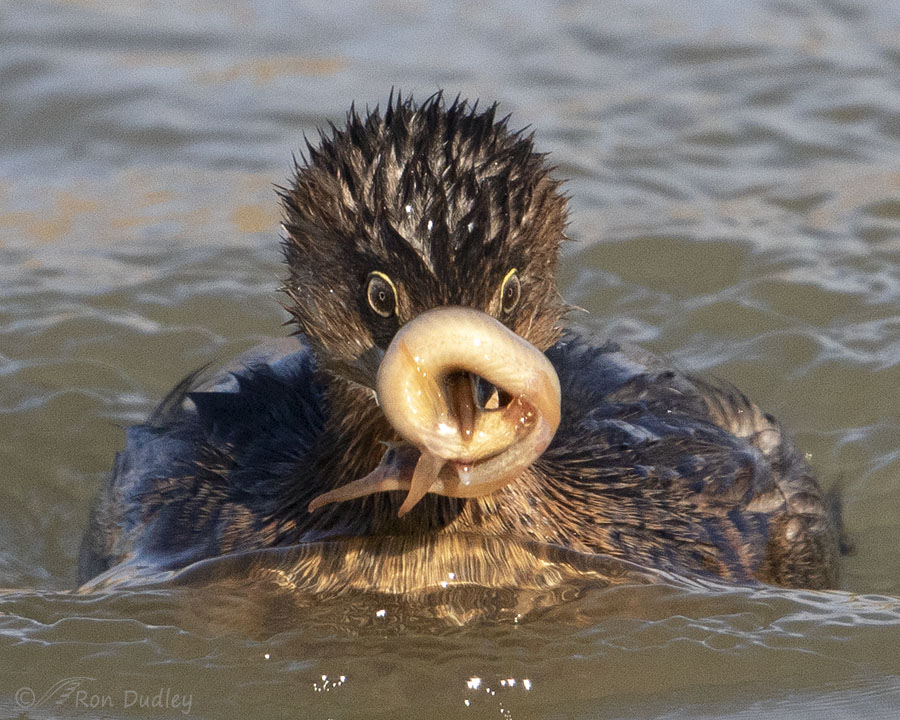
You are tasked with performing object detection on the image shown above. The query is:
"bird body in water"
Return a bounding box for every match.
[78,93,841,592]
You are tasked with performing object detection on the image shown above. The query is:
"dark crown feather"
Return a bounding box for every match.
[279,91,568,368]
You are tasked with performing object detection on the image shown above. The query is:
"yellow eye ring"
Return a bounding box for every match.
[366,271,398,318]
[500,268,520,314]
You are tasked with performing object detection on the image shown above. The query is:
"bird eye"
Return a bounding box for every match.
[500,269,520,314]
[366,271,398,318]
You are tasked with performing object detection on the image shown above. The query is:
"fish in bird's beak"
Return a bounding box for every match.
[308,306,561,516]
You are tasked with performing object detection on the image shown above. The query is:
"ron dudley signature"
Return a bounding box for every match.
[15,677,193,715]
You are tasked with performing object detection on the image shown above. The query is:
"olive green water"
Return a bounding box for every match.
[2,1,900,718]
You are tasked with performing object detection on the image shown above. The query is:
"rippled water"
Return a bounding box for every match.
[2,1,900,717]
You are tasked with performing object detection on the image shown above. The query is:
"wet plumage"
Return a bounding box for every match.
[79,93,841,590]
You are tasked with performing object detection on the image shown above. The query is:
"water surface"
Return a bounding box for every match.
[2,1,900,717]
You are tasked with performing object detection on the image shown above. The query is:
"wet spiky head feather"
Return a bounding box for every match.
[280,91,568,385]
